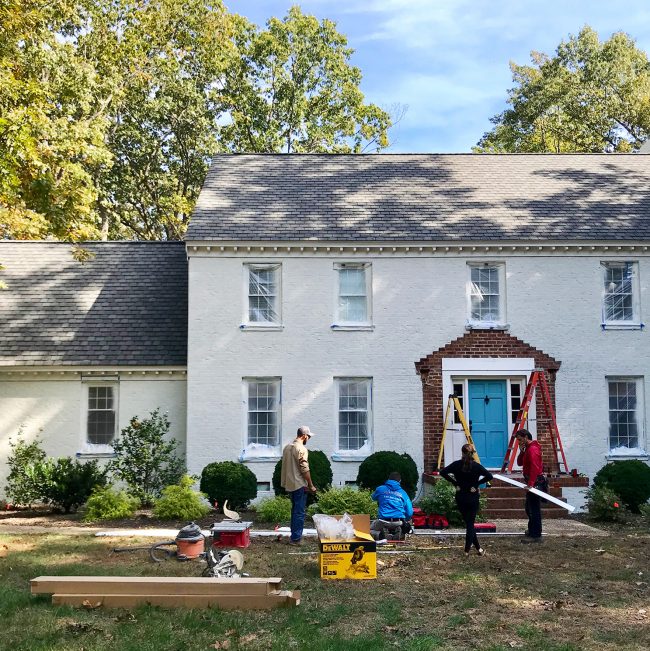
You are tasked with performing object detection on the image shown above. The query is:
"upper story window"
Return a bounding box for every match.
[333,263,372,328]
[86,384,117,445]
[601,262,641,328]
[467,263,506,328]
[607,377,646,456]
[244,264,281,327]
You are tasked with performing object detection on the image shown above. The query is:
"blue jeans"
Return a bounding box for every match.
[289,487,307,542]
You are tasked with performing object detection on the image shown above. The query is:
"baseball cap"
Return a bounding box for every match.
[298,425,315,438]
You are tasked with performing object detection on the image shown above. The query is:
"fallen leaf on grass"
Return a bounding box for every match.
[0,544,8,558]
[594,549,605,554]
[211,641,231,649]
[225,630,236,636]
[81,600,102,609]
[240,634,258,646]
[508,642,523,648]
[585,603,598,608]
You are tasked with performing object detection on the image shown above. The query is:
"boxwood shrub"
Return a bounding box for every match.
[200,461,257,511]
[307,486,378,518]
[356,451,419,499]
[593,460,650,512]
[272,449,333,504]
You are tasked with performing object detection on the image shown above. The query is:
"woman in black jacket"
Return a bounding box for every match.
[440,444,493,556]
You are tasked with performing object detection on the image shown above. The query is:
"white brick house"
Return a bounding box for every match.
[1,154,649,505]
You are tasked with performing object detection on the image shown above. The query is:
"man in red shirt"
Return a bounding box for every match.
[515,429,545,543]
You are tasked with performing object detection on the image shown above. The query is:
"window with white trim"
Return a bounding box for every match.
[336,378,372,452]
[86,385,117,445]
[467,263,506,327]
[245,264,281,325]
[601,262,640,325]
[334,263,371,325]
[245,378,281,448]
[608,377,645,454]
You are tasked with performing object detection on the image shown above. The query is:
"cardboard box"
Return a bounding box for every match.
[318,514,377,580]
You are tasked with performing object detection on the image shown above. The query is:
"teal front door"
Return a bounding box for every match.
[468,380,508,468]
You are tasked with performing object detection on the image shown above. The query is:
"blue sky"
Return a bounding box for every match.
[231,0,650,152]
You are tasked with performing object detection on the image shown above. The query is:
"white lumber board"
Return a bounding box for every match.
[493,474,575,512]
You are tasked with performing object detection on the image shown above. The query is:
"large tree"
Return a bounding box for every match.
[475,27,650,153]
[0,2,391,241]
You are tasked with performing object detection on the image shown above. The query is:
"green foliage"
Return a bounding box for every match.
[593,460,650,512]
[109,410,185,507]
[416,481,487,526]
[356,451,419,499]
[639,502,650,525]
[153,476,211,521]
[475,26,650,153]
[199,461,258,511]
[0,2,392,242]
[307,487,378,518]
[585,485,628,522]
[83,486,140,522]
[254,496,292,523]
[4,433,47,507]
[272,449,333,504]
[39,458,107,513]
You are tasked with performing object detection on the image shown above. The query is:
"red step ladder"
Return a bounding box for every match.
[501,370,570,474]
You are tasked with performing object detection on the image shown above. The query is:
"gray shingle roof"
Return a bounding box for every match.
[0,242,187,367]
[187,154,650,242]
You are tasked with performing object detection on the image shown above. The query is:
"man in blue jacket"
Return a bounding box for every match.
[370,472,414,541]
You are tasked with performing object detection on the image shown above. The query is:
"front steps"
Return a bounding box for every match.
[422,473,589,519]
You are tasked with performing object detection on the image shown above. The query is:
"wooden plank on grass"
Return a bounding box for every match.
[51,590,301,609]
[31,576,283,596]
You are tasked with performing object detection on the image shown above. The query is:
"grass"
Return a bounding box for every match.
[1,530,649,651]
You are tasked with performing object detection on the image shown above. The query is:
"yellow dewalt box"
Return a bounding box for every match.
[318,514,377,580]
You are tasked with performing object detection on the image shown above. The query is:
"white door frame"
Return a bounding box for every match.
[441,358,535,468]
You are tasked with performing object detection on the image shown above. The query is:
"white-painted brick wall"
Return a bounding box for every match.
[187,253,650,486]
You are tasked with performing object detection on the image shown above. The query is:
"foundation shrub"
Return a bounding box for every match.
[593,460,650,512]
[83,485,140,522]
[272,450,333,504]
[307,486,378,518]
[199,461,257,511]
[109,410,185,506]
[356,451,418,499]
[254,496,292,523]
[585,484,628,522]
[5,433,48,508]
[639,502,650,525]
[153,475,211,521]
[39,458,107,513]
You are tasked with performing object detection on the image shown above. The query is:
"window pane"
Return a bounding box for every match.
[608,380,639,449]
[87,386,116,445]
[339,268,366,295]
[511,382,522,424]
[337,379,371,451]
[338,296,368,322]
[247,381,279,446]
[470,266,501,322]
[603,263,635,322]
[453,383,464,424]
[337,268,368,323]
[248,267,279,323]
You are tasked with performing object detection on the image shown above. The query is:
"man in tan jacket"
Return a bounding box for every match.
[281,426,317,545]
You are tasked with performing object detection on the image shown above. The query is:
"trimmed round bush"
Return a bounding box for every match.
[255,496,292,523]
[153,475,211,521]
[356,451,419,499]
[307,486,378,518]
[83,485,140,522]
[200,461,257,511]
[593,460,650,512]
[272,449,333,504]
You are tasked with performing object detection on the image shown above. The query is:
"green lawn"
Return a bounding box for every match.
[1,531,648,651]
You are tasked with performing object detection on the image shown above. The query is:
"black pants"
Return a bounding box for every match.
[455,492,480,552]
[525,491,542,538]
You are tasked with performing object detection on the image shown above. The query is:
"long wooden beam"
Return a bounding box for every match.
[31,576,283,596]
[51,590,300,609]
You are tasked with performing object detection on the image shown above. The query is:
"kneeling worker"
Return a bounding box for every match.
[370,472,414,541]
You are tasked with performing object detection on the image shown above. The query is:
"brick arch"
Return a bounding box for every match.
[415,330,561,473]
